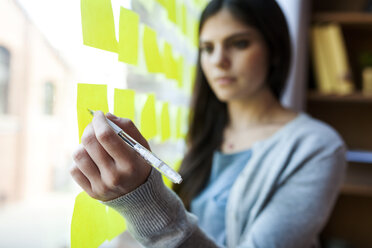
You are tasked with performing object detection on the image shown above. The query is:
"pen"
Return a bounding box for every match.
[88,109,183,184]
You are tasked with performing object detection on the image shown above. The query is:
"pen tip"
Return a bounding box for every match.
[87,109,94,115]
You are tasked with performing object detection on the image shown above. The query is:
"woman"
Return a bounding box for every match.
[70,0,347,247]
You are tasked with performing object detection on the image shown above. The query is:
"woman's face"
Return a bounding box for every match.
[200,8,270,102]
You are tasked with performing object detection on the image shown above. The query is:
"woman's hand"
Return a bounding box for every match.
[70,111,152,202]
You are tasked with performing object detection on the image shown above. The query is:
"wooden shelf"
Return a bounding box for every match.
[313,12,372,25]
[341,184,372,197]
[311,3,372,246]
[307,91,372,103]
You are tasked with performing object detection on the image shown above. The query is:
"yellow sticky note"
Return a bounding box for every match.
[156,0,166,8]
[77,83,109,143]
[162,158,182,188]
[71,192,126,248]
[189,65,196,93]
[140,93,157,140]
[190,65,197,87]
[162,42,174,79]
[181,107,190,138]
[175,158,183,171]
[192,19,199,47]
[193,0,209,11]
[187,18,199,47]
[181,4,187,35]
[81,0,118,53]
[162,175,172,188]
[118,7,139,65]
[170,54,179,80]
[160,102,171,142]
[114,89,135,122]
[143,26,163,73]
[71,192,107,248]
[167,0,177,23]
[184,63,196,94]
[176,107,182,139]
[175,2,183,30]
[174,106,189,140]
[177,57,184,88]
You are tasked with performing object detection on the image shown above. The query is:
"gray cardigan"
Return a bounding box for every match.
[104,113,347,248]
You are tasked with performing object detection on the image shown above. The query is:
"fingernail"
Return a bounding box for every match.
[106,112,118,119]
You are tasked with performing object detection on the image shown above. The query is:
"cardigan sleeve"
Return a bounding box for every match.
[103,168,220,248]
[236,143,347,248]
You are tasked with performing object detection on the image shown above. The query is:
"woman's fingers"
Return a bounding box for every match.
[69,164,95,197]
[71,143,125,201]
[91,111,136,166]
[81,121,115,173]
[72,144,101,182]
[92,112,151,191]
[71,111,152,201]
[106,112,150,151]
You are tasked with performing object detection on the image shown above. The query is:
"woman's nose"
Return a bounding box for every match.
[211,46,230,69]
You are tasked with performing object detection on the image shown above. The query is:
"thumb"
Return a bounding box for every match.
[105,112,151,151]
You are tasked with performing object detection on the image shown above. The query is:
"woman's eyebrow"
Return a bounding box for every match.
[200,32,252,45]
[224,32,252,42]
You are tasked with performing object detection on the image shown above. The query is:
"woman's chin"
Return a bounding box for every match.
[215,93,235,103]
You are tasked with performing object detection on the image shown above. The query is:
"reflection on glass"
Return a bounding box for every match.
[0,46,10,115]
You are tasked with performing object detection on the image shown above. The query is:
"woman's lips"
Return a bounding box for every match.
[214,76,236,85]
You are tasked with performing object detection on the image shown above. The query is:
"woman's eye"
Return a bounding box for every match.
[201,45,213,54]
[233,40,249,49]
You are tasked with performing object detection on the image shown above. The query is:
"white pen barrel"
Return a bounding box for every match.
[106,119,122,134]
[133,144,182,184]
[133,144,162,167]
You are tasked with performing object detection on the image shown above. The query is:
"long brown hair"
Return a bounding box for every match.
[173,0,292,210]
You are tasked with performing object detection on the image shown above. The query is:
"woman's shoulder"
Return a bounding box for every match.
[283,112,346,150]
[262,113,347,176]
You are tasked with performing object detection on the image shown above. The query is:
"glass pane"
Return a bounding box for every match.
[0,46,10,65]
[0,46,10,114]
[44,82,55,115]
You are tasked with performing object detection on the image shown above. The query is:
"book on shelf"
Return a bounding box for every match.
[310,23,354,95]
[311,26,333,93]
[362,67,372,95]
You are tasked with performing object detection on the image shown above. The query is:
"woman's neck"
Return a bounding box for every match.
[226,88,285,131]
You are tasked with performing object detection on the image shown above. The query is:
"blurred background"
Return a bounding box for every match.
[0,0,372,247]
[0,0,128,247]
